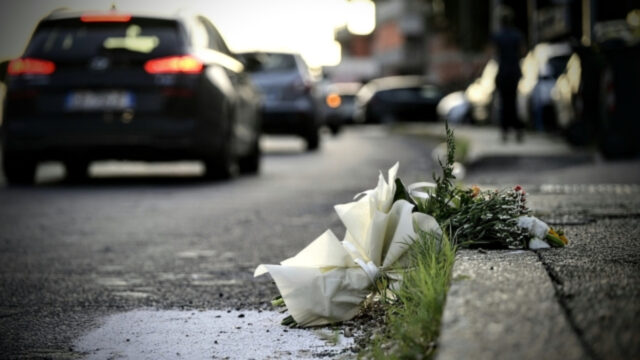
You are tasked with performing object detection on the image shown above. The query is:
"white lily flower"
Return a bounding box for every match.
[254,163,442,327]
[254,230,371,326]
[407,182,437,200]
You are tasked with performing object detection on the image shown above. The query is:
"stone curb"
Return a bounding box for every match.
[435,250,586,360]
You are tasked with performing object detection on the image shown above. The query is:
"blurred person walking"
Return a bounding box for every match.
[492,8,525,142]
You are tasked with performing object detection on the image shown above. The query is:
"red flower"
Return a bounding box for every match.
[514,185,522,192]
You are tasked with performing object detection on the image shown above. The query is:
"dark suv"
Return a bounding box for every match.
[2,10,262,184]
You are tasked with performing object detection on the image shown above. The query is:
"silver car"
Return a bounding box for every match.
[239,52,320,150]
[517,42,572,131]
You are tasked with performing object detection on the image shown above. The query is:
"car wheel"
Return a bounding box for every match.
[3,152,36,185]
[64,160,90,183]
[203,140,239,180]
[238,137,261,174]
[304,128,320,151]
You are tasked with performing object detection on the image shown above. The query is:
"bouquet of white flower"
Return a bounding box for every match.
[255,123,567,327]
[255,163,441,327]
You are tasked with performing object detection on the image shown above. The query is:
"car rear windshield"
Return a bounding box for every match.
[24,18,183,61]
[245,53,297,73]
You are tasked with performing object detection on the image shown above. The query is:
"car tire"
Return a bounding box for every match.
[203,140,239,180]
[3,152,36,185]
[304,128,320,151]
[64,160,90,183]
[238,137,261,174]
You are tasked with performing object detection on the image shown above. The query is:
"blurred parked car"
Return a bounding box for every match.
[548,13,640,158]
[437,59,499,124]
[1,9,262,184]
[238,51,320,150]
[319,81,361,133]
[590,16,640,158]
[355,76,443,124]
[517,42,572,131]
[550,52,583,141]
[436,90,469,124]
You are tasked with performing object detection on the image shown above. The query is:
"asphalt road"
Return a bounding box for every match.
[2,125,638,359]
[0,127,438,358]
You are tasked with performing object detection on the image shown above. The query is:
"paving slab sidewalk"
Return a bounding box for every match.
[411,122,640,360]
[436,193,640,360]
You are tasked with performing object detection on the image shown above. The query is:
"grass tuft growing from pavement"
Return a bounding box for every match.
[363,230,456,359]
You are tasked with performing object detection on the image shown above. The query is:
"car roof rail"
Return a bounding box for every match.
[173,7,200,21]
[46,7,72,18]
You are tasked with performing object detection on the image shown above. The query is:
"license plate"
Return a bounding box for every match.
[66,90,135,111]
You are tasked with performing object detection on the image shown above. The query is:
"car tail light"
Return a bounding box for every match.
[81,13,132,22]
[326,93,342,108]
[144,55,203,74]
[8,58,56,75]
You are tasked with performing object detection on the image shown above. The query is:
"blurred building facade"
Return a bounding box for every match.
[372,0,426,75]
[328,0,495,89]
[328,0,637,88]
[328,0,638,157]
[328,26,379,82]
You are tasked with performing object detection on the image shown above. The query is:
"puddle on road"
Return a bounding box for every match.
[75,309,355,360]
